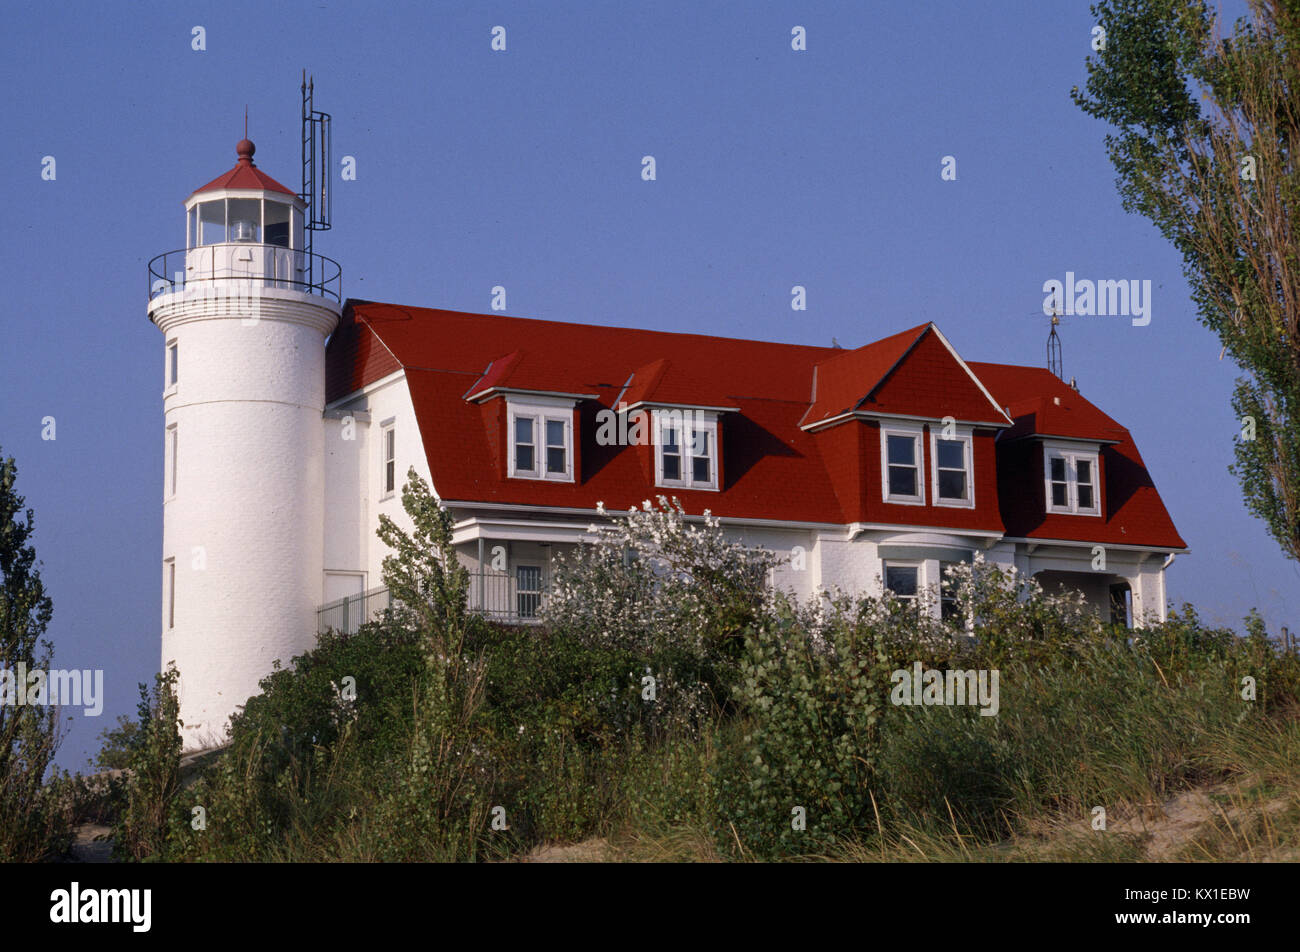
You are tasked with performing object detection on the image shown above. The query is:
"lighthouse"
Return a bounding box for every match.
[147,138,341,749]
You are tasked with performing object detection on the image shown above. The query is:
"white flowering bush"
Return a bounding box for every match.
[541,496,781,730]
[544,497,779,654]
[937,553,1107,663]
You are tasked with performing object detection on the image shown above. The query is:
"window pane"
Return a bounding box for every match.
[692,455,710,483]
[515,416,534,446]
[940,563,960,620]
[199,200,225,245]
[385,460,395,493]
[516,565,542,619]
[663,453,680,480]
[884,565,918,597]
[227,198,261,242]
[888,465,916,497]
[167,562,175,629]
[547,446,566,473]
[887,435,914,465]
[169,345,178,385]
[264,200,291,247]
[1050,457,1066,481]
[938,469,966,499]
[516,445,534,472]
[663,427,679,451]
[1077,484,1094,509]
[691,430,709,457]
[1051,483,1068,507]
[937,439,964,470]
[1076,459,1092,484]
[546,419,565,447]
[385,428,395,461]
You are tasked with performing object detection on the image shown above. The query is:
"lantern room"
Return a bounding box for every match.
[184,139,305,250]
[148,137,341,304]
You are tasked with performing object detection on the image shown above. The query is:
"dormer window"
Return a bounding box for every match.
[508,401,574,481]
[930,427,974,508]
[1044,441,1101,515]
[654,410,718,490]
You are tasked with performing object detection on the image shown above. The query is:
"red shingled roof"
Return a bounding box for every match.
[325,301,1185,550]
[190,139,298,199]
[969,362,1186,549]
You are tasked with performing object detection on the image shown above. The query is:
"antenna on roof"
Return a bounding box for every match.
[300,71,333,287]
[1045,293,1064,381]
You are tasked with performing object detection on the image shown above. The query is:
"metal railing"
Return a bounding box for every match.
[315,572,549,634]
[147,244,342,303]
[469,569,548,624]
[317,585,392,635]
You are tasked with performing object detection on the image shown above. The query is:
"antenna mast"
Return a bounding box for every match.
[300,71,332,291]
[1046,295,1064,381]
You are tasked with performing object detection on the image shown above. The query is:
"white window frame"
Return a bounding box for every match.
[507,399,575,482]
[515,563,544,619]
[653,409,719,491]
[165,340,178,392]
[165,423,178,498]
[1043,441,1101,516]
[380,419,396,499]
[164,558,176,631]
[929,426,974,508]
[880,422,925,505]
[882,560,922,606]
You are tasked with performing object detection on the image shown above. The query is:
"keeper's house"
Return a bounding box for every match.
[319,303,1185,632]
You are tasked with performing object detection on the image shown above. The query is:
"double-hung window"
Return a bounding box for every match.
[1044,443,1101,515]
[509,403,574,481]
[380,422,396,497]
[881,424,925,504]
[656,410,718,490]
[930,428,974,507]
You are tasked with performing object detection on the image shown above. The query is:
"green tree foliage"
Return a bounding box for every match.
[1073,0,1300,561]
[0,447,63,861]
[94,714,142,772]
[114,666,184,861]
[376,467,473,643]
[372,468,497,860]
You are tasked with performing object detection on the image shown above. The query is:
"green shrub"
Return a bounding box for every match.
[114,666,185,861]
[716,598,890,858]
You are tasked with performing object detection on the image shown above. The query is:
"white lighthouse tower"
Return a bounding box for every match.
[148,138,341,749]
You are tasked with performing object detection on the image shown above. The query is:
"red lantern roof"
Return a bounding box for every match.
[189,139,298,199]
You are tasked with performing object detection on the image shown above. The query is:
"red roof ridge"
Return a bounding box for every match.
[349,300,844,357]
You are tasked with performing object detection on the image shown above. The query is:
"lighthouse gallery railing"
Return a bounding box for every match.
[147,245,342,303]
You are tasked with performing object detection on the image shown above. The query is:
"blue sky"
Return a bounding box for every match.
[1,0,1289,770]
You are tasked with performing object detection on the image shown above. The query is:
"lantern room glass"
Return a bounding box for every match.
[227,199,260,242]
[264,200,291,247]
[190,197,301,249]
[198,201,225,245]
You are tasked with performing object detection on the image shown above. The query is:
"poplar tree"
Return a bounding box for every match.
[1073,0,1300,562]
[0,447,62,860]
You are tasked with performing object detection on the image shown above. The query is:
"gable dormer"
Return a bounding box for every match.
[801,324,1010,529]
